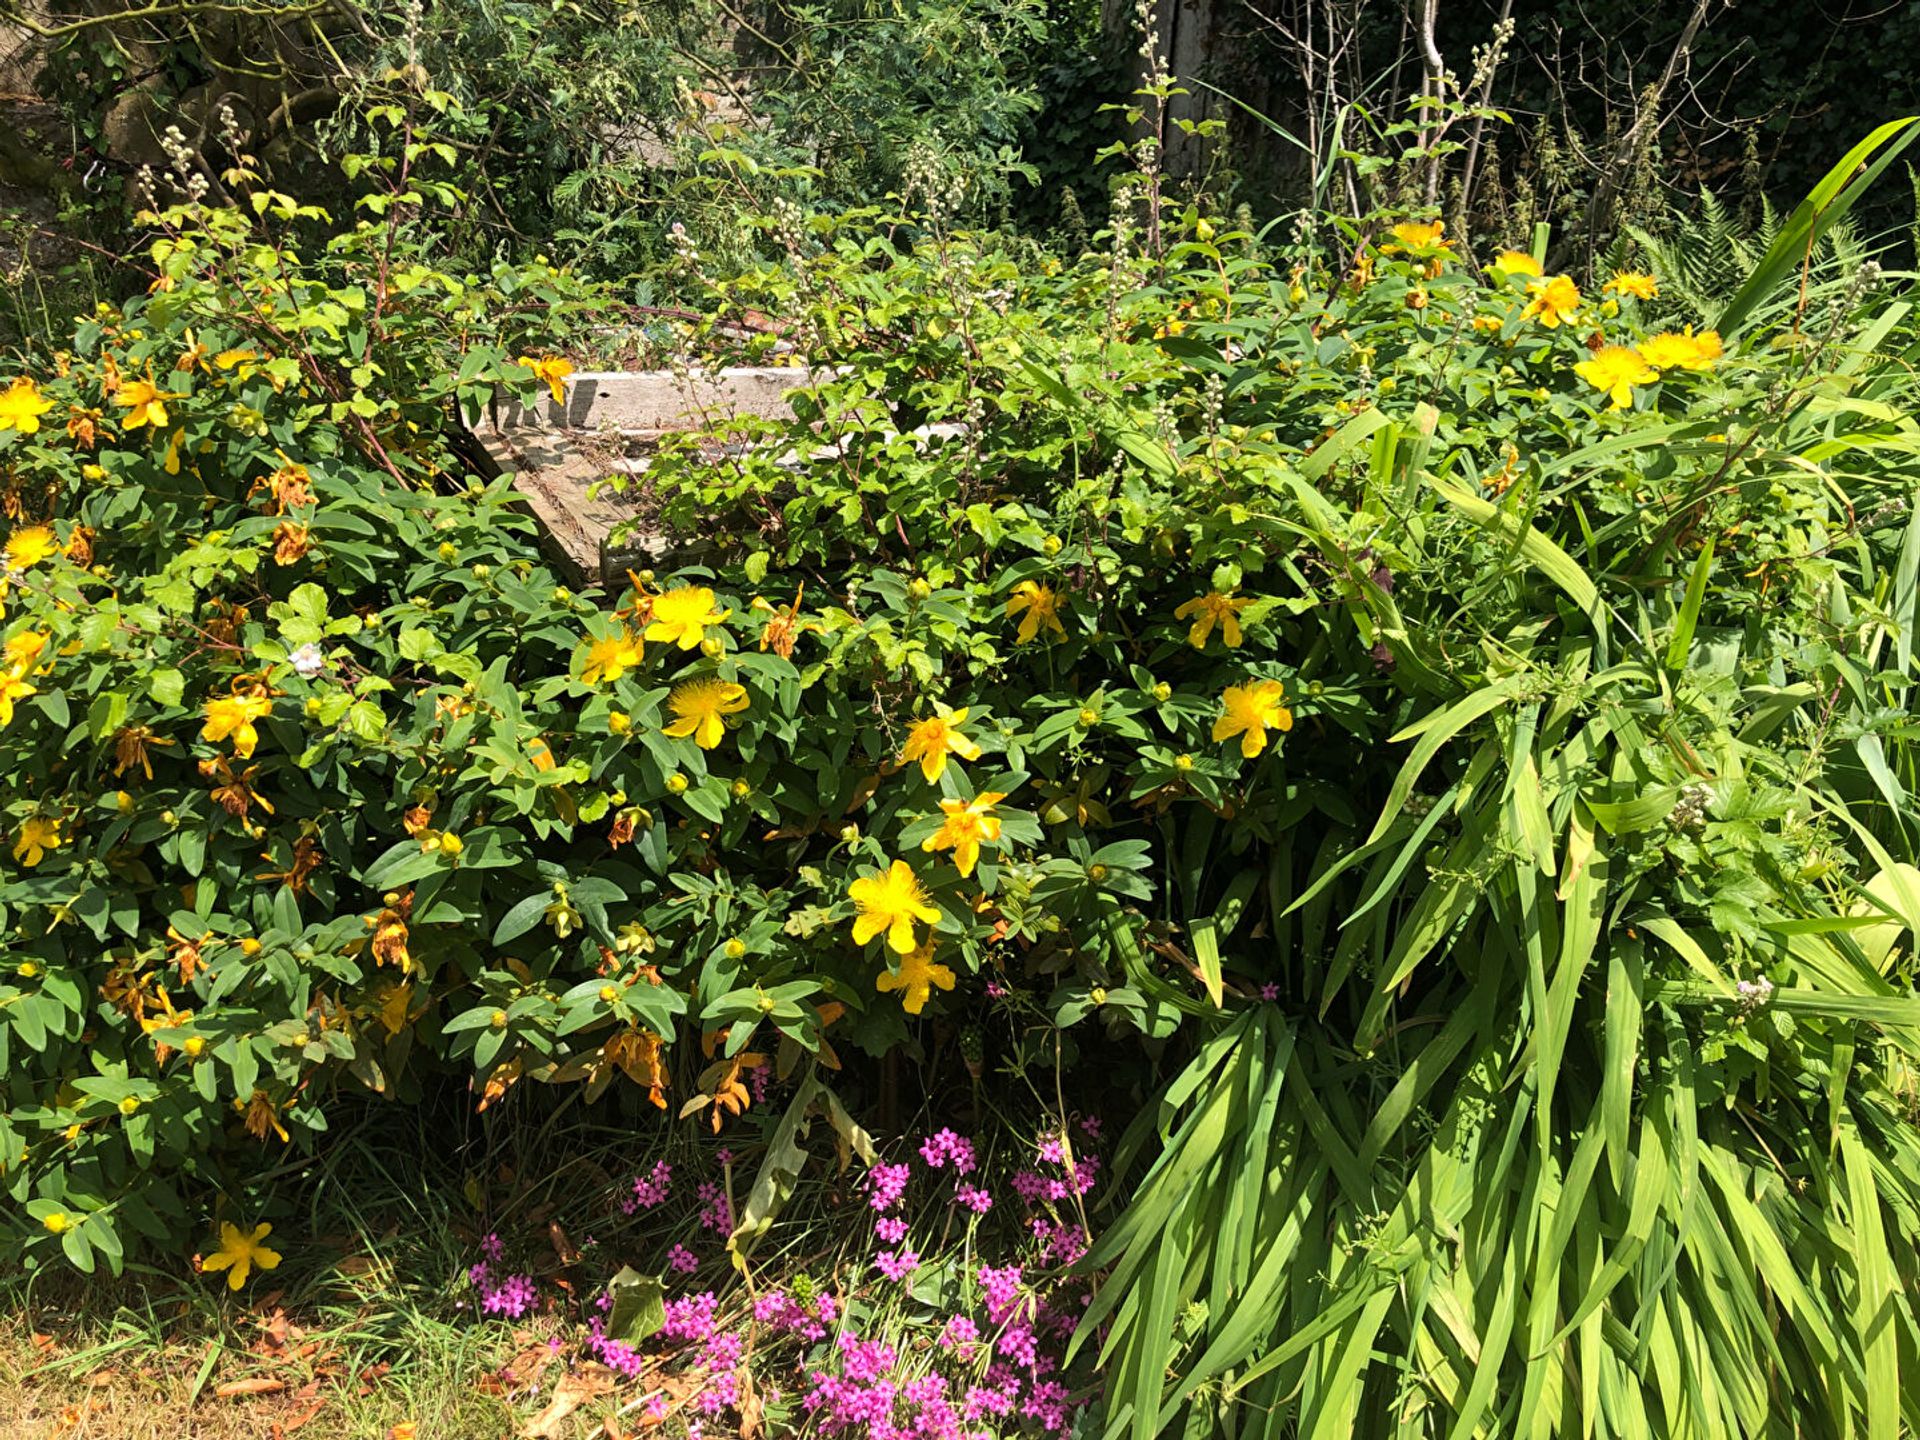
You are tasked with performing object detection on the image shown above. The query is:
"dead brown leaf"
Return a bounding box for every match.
[215,1376,287,1399]
[521,1365,617,1440]
[389,1424,419,1440]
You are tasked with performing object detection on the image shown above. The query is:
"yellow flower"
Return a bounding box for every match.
[1489,250,1543,281]
[645,585,731,651]
[1005,580,1066,644]
[1385,220,1452,255]
[1212,679,1293,759]
[113,375,173,430]
[1521,275,1582,328]
[1604,271,1658,300]
[516,355,575,405]
[13,814,61,867]
[921,792,1006,878]
[0,378,55,435]
[199,1220,281,1291]
[5,525,59,570]
[1636,326,1722,372]
[849,859,940,954]
[875,938,956,1016]
[1173,592,1252,649]
[201,693,273,759]
[662,677,749,750]
[899,705,981,784]
[5,630,48,676]
[580,626,644,684]
[1573,345,1658,410]
[0,673,36,726]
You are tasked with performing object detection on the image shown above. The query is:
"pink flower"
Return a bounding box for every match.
[939,1315,980,1356]
[661,1291,719,1343]
[1078,1114,1102,1139]
[868,1162,911,1212]
[1259,982,1279,1001]
[645,1394,672,1422]
[480,1273,537,1318]
[875,1215,909,1244]
[668,1243,700,1273]
[874,1248,920,1282]
[630,1159,673,1210]
[954,1183,993,1214]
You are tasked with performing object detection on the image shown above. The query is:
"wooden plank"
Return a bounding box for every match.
[491,366,821,433]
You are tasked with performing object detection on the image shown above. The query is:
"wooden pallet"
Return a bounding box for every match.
[459,367,818,590]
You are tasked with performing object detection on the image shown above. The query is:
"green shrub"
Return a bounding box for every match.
[5,109,1920,1439]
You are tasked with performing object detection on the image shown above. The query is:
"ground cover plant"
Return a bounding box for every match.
[4,89,1920,1439]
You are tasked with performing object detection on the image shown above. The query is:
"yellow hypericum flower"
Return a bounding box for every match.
[1603,271,1658,300]
[199,1220,281,1291]
[5,525,58,570]
[13,814,61,867]
[875,938,956,1016]
[1212,679,1293,759]
[0,673,35,726]
[1385,220,1452,255]
[0,378,55,435]
[662,677,748,749]
[1521,275,1582,328]
[645,585,731,651]
[849,859,940,954]
[921,792,1006,878]
[1005,580,1066,644]
[1489,250,1543,281]
[201,693,273,759]
[1637,326,1722,372]
[1173,592,1252,649]
[113,375,173,430]
[899,705,981,784]
[515,355,575,405]
[5,629,49,675]
[581,627,644,684]
[1574,345,1658,410]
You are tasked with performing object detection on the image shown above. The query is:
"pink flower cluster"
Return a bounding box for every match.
[752,1287,837,1343]
[918,1129,977,1173]
[477,1270,536,1318]
[868,1162,912,1212]
[696,1180,733,1234]
[624,1159,673,1214]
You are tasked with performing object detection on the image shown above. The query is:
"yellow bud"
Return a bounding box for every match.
[16,961,40,979]
[304,697,323,717]
[438,832,463,856]
[1042,535,1063,557]
[42,1211,70,1235]
[1151,682,1171,702]
[118,1096,140,1116]
[184,1035,207,1058]
[908,578,932,601]
[161,810,178,826]
[1173,753,1195,772]
[608,711,631,735]
[1088,863,1109,883]
[839,824,860,844]
[114,791,134,813]
[1090,986,1108,1005]
[757,992,778,1014]
[438,542,457,561]
[666,774,689,795]
[599,986,619,1003]
[731,779,751,799]
[700,636,725,659]
[1076,707,1098,728]
[724,938,747,960]
[1194,217,1214,242]
[489,1010,508,1030]
[239,938,262,956]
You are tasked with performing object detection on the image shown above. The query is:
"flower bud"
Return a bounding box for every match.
[666,773,689,795]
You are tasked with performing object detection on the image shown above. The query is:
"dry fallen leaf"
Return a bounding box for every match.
[521,1365,617,1440]
[215,1377,287,1399]
[389,1424,418,1440]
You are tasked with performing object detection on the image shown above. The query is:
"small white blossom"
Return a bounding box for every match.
[290,644,325,679]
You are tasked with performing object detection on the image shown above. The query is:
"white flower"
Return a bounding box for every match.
[290,643,325,679]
